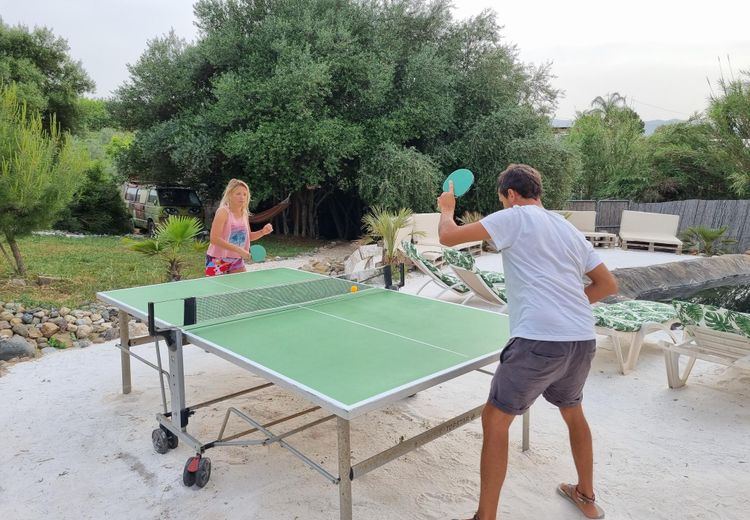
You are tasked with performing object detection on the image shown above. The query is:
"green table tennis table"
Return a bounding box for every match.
[98,268,524,520]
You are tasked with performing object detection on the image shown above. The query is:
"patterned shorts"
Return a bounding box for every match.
[205,255,245,276]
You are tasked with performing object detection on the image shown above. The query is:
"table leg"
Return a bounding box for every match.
[337,417,353,520]
[119,310,131,394]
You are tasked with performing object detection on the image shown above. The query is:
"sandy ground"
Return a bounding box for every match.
[2,248,749,520]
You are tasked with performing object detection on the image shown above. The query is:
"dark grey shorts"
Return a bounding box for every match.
[488,337,596,415]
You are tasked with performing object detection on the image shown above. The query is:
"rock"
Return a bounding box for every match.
[27,328,42,340]
[11,324,29,337]
[40,322,60,338]
[73,339,91,348]
[76,317,93,326]
[67,324,78,333]
[9,278,26,287]
[0,335,36,360]
[0,320,10,329]
[64,315,76,323]
[103,327,120,341]
[59,307,71,316]
[10,317,22,326]
[49,333,74,349]
[0,329,13,338]
[129,322,149,338]
[76,325,94,339]
[91,313,102,322]
[41,346,59,355]
[21,313,34,324]
[0,312,14,322]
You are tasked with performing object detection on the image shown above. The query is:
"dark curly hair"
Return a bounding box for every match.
[496,164,543,199]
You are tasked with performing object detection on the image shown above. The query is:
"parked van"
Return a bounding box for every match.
[122,182,204,235]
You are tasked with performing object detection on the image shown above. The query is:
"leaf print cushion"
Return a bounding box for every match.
[593,300,677,332]
[672,300,750,338]
[402,240,469,293]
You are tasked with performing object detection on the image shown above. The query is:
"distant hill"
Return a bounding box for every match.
[552,118,684,136]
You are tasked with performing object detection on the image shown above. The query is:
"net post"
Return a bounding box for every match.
[147,302,156,336]
[184,297,197,326]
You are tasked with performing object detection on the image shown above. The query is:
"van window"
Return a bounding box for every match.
[137,188,150,203]
[148,189,158,204]
[157,189,201,206]
[126,187,138,201]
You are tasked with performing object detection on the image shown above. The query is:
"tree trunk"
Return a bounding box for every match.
[5,234,26,275]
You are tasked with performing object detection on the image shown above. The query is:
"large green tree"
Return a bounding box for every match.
[0,19,95,133]
[112,0,569,237]
[707,72,750,195]
[0,85,88,274]
[637,119,735,201]
[566,95,647,200]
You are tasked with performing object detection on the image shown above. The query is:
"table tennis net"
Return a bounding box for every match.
[184,277,374,326]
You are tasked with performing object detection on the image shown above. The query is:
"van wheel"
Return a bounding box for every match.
[147,220,155,237]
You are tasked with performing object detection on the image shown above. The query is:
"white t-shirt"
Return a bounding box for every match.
[480,205,602,341]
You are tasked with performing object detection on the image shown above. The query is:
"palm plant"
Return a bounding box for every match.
[679,225,737,256]
[361,207,415,265]
[123,216,207,281]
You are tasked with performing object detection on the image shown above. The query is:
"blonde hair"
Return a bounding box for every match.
[218,178,251,217]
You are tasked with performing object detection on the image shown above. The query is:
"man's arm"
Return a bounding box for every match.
[584,263,618,304]
[436,183,491,246]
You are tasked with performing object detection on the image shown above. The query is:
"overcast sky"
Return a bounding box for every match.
[2,0,749,121]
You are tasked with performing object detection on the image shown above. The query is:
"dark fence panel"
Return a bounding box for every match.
[564,200,596,211]
[595,200,630,233]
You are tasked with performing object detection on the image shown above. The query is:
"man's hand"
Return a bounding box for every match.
[437,180,456,214]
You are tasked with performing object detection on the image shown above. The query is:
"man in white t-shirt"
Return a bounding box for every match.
[439,164,618,520]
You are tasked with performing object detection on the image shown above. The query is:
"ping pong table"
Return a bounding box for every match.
[98,267,525,519]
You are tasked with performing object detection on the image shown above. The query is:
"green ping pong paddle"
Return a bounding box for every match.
[442,168,474,197]
[250,244,266,262]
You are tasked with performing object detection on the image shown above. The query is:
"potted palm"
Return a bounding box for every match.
[361,207,415,289]
[123,216,207,281]
[679,226,737,256]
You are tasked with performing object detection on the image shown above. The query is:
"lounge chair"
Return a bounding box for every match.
[400,241,473,303]
[619,210,683,254]
[450,266,508,310]
[553,210,618,248]
[411,213,483,258]
[660,301,750,388]
[593,300,679,374]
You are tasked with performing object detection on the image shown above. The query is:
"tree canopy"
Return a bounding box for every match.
[0,19,95,133]
[111,0,573,237]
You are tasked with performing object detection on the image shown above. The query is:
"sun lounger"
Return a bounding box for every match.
[553,210,618,248]
[450,266,508,310]
[619,210,683,254]
[659,301,750,388]
[411,213,483,258]
[400,240,474,302]
[441,248,507,309]
[593,300,679,374]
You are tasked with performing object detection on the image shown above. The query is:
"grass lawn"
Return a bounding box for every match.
[0,233,323,309]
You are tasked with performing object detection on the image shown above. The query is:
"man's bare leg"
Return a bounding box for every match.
[559,404,600,517]
[467,404,516,520]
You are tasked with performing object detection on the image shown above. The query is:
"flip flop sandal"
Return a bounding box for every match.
[557,483,605,519]
[451,514,479,520]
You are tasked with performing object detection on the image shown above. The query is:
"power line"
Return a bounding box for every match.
[629,97,693,117]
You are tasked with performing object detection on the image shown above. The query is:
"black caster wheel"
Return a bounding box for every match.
[166,430,179,450]
[183,457,197,486]
[152,428,169,454]
[195,457,211,488]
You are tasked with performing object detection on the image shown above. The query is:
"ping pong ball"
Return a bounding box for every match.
[351,286,358,293]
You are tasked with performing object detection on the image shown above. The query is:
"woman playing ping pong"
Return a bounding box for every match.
[205,179,272,276]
